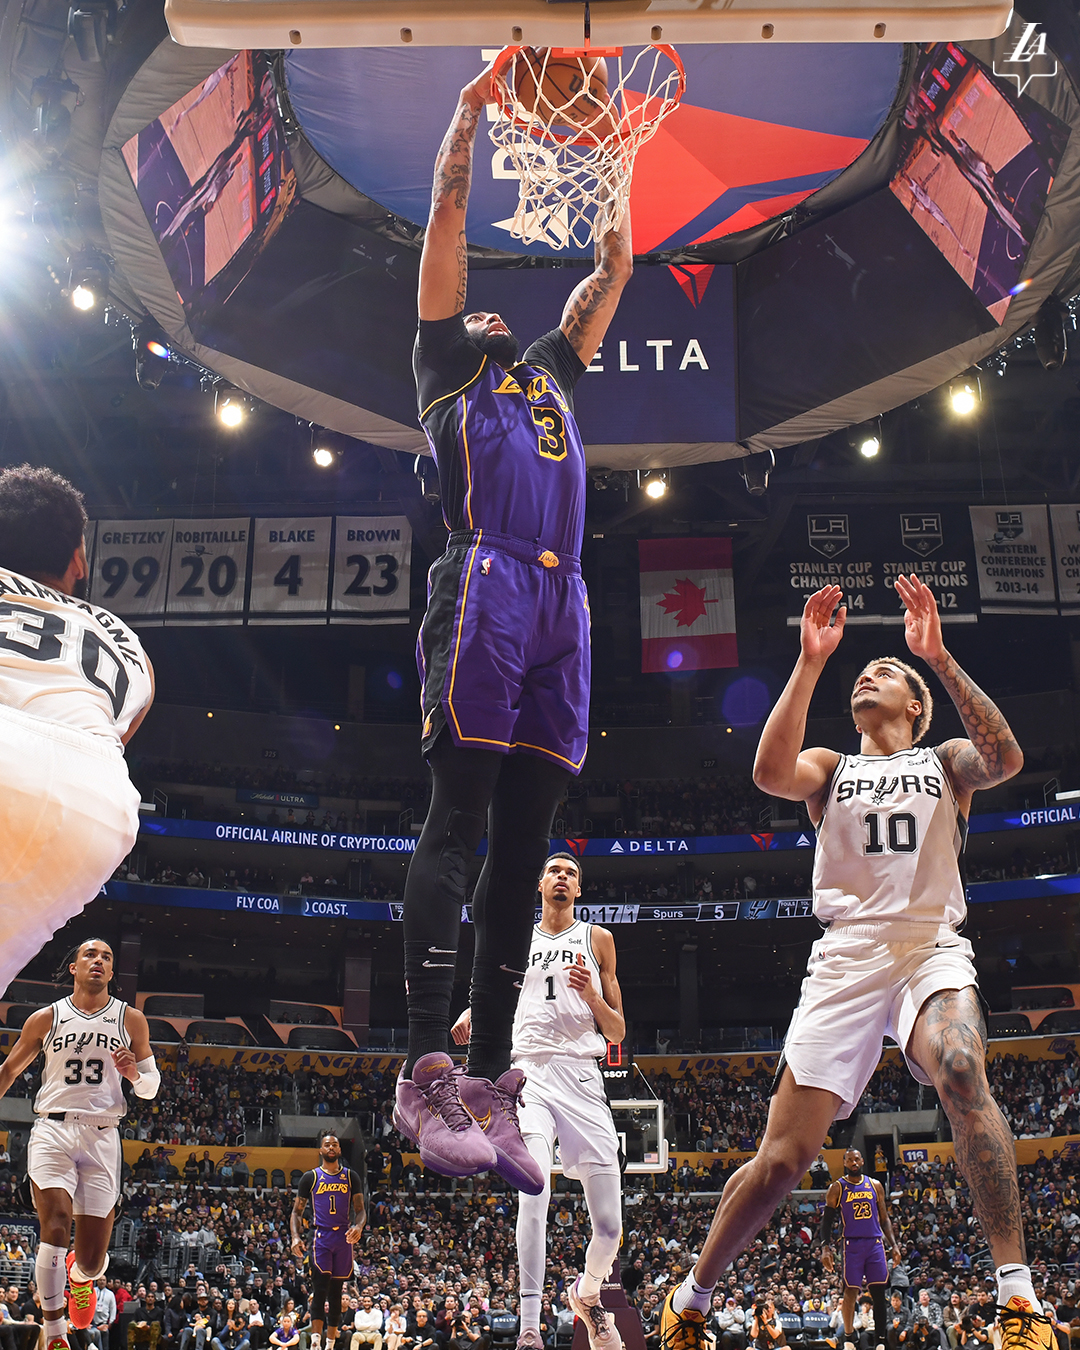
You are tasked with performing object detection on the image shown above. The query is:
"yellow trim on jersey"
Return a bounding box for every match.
[418,356,488,423]
[460,396,475,530]
[510,738,588,772]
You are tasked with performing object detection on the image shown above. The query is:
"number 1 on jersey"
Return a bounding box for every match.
[544,975,556,1001]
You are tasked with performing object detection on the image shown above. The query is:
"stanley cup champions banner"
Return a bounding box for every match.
[638,538,737,673]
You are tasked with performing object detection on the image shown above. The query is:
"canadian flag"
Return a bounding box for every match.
[638,537,738,673]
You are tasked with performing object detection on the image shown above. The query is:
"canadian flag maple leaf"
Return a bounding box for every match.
[657,576,718,628]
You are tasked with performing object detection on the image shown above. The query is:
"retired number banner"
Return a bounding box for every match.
[248,518,333,623]
[331,516,411,624]
[969,505,1056,615]
[638,538,737,673]
[166,519,250,622]
[90,519,173,622]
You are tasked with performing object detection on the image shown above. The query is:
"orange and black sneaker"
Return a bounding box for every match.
[659,1290,709,1350]
[997,1296,1054,1350]
[65,1251,96,1330]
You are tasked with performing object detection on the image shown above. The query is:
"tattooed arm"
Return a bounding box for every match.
[895,573,1023,812]
[418,70,493,321]
[559,209,633,366]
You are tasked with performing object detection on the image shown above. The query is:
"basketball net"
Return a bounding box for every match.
[489,43,684,251]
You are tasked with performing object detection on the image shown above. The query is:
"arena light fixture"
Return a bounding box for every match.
[134,318,170,389]
[68,253,109,311]
[312,445,337,468]
[1034,294,1068,371]
[850,418,882,459]
[950,372,982,413]
[638,470,668,500]
[215,387,249,428]
[858,434,880,458]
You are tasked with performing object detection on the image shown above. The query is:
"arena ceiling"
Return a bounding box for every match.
[3,0,1080,475]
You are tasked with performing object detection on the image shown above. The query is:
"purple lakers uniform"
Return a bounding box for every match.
[414,315,590,773]
[297,1164,361,1278]
[838,1173,888,1289]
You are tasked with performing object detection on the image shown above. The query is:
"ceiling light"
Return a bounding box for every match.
[858,435,880,458]
[312,446,336,468]
[949,384,977,416]
[638,470,669,499]
[71,284,95,311]
[134,318,170,389]
[215,387,249,428]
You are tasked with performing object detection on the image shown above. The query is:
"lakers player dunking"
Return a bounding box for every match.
[453,854,626,1350]
[395,61,632,1187]
[819,1149,899,1350]
[0,466,153,986]
[0,938,158,1350]
[290,1132,365,1350]
[661,577,1052,1350]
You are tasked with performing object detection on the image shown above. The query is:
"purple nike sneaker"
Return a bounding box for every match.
[393,1053,498,1178]
[456,1067,546,1195]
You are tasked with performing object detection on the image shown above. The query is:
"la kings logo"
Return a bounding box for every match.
[993,21,1058,96]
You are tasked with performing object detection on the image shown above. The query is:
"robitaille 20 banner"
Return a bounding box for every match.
[638,538,738,673]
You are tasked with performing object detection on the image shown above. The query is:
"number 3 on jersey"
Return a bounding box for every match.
[532,407,568,461]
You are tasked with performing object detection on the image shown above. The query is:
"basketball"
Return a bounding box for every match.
[511,47,618,141]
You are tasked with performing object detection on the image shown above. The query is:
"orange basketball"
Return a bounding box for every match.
[511,47,618,141]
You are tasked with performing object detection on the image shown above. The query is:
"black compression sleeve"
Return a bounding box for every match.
[297,1171,315,1201]
[819,1205,839,1245]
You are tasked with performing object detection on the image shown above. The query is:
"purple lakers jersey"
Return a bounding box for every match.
[299,1165,360,1233]
[838,1175,884,1239]
[414,317,587,558]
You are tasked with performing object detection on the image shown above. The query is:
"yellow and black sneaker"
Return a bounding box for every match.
[997,1296,1055,1350]
[659,1290,710,1350]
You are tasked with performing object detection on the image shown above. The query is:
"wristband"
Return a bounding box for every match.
[133,1055,161,1099]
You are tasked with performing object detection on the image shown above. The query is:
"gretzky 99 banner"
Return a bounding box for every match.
[89,516,412,626]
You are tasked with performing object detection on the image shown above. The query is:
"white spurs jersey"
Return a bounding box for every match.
[512,919,607,1060]
[0,567,152,747]
[813,746,967,927]
[35,996,131,1118]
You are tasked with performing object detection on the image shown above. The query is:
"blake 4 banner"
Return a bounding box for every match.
[638,538,737,673]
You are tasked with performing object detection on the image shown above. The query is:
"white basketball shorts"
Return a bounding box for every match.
[513,1055,620,1178]
[0,703,139,994]
[782,921,979,1119]
[28,1117,122,1216]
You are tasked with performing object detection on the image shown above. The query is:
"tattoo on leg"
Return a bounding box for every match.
[924,989,1025,1260]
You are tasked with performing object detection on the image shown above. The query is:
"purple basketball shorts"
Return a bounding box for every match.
[417,529,590,774]
[312,1231,352,1278]
[842,1237,888,1288]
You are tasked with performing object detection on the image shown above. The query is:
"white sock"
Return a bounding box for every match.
[36,1243,68,1313]
[70,1253,107,1284]
[520,1295,542,1333]
[672,1269,714,1316]
[996,1264,1040,1312]
[42,1313,67,1347]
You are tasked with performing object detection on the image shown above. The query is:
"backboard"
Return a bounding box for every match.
[164,0,1013,51]
[552,1099,668,1174]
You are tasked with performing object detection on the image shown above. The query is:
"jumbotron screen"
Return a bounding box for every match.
[889,42,1069,322]
[121,51,297,319]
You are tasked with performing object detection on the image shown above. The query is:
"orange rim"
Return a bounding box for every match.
[491,43,685,150]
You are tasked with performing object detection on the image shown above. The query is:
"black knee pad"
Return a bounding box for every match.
[311,1271,332,1319]
[326,1279,345,1329]
[436,809,486,897]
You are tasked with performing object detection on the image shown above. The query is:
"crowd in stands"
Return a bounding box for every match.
[986,1049,1080,1139]
[12,1150,1073,1350]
